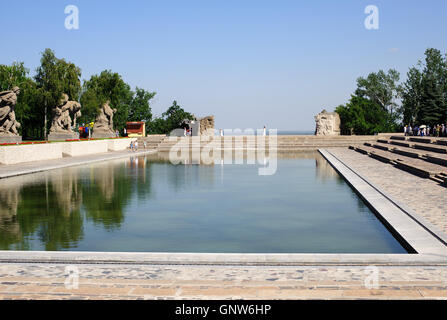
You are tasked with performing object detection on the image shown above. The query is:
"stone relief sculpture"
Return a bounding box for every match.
[314,110,341,136]
[92,101,117,138]
[49,94,82,134]
[0,87,22,142]
[199,116,214,136]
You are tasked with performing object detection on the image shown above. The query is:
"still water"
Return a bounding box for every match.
[0,152,406,253]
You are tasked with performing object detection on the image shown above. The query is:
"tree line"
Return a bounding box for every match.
[335,48,447,135]
[0,48,193,140]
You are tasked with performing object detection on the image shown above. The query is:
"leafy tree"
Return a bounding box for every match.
[146,117,167,134]
[162,100,194,134]
[0,62,29,91]
[400,48,447,126]
[336,95,395,135]
[420,75,445,125]
[80,70,133,131]
[400,67,423,125]
[146,101,194,134]
[34,49,81,137]
[355,69,402,114]
[128,87,156,122]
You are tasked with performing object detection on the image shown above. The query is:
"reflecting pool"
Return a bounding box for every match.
[0,152,406,253]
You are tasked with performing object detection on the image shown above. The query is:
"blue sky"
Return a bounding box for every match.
[2,0,447,130]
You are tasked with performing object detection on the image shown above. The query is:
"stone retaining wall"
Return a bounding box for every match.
[0,138,135,165]
[0,143,63,165]
[108,138,136,151]
[61,140,108,157]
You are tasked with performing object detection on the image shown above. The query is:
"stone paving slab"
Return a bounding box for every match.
[329,148,447,237]
[0,263,446,300]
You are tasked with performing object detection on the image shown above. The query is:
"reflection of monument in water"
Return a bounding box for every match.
[0,186,21,245]
[92,162,116,201]
[148,152,215,191]
[315,153,339,181]
[48,168,83,216]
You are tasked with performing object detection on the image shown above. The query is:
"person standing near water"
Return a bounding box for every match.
[263,125,266,136]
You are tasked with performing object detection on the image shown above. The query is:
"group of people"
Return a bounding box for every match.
[404,124,447,137]
[129,140,138,152]
[129,140,147,152]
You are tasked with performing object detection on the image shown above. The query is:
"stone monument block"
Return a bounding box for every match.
[0,87,22,143]
[92,101,117,139]
[314,110,341,136]
[48,93,82,141]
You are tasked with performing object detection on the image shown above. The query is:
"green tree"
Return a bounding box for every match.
[80,70,132,131]
[146,117,167,134]
[420,75,445,125]
[336,95,395,135]
[400,48,447,126]
[128,87,156,122]
[34,49,82,138]
[0,62,29,91]
[162,100,194,134]
[400,67,423,125]
[355,69,402,115]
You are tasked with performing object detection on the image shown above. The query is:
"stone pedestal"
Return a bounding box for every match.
[47,132,80,141]
[92,132,116,139]
[0,135,22,144]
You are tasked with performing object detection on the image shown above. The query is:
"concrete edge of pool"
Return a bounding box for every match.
[0,148,447,266]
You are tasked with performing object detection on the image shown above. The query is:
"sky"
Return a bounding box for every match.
[2,0,447,131]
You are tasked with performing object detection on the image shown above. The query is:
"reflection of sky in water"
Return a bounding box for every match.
[0,152,406,253]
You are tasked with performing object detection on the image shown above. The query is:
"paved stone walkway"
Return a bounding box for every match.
[1,147,447,299]
[329,148,447,235]
[0,263,446,300]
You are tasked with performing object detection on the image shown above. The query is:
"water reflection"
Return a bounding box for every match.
[0,152,404,253]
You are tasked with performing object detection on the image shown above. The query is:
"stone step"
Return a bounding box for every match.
[394,158,446,179]
[409,137,435,144]
[371,142,447,168]
[350,145,447,181]
[390,140,413,148]
[390,136,407,141]
[413,143,447,154]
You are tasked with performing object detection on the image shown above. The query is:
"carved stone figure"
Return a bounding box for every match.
[49,94,81,133]
[199,116,214,136]
[0,87,22,142]
[48,94,81,140]
[92,101,117,138]
[314,110,341,136]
